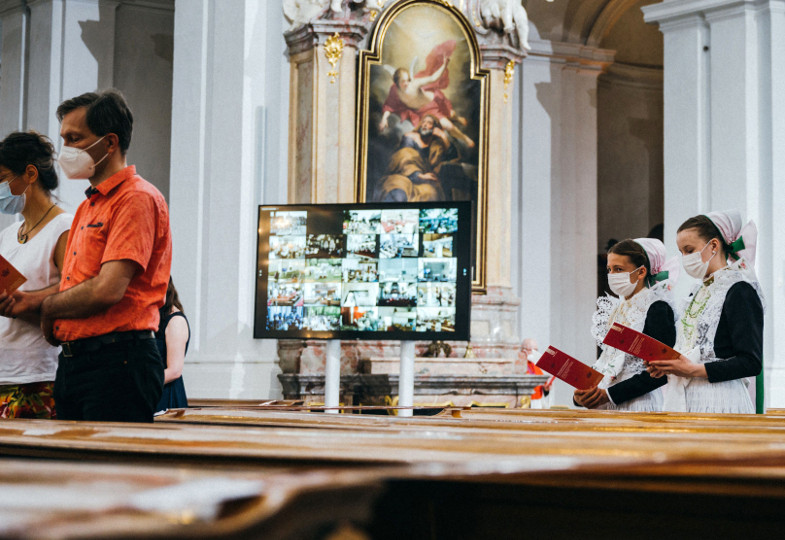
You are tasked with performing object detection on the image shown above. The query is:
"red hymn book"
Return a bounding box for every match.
[602,322,681,361]
[535,346,604,390]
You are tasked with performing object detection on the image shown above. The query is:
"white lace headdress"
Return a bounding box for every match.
[704,209,758,268]
[633,237,679,287]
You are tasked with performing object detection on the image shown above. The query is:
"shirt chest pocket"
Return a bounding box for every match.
[74,221,107,275]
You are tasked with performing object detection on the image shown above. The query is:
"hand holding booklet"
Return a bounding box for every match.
[602,322,681,361]
[0,253,26,294]
[535,346,604,390]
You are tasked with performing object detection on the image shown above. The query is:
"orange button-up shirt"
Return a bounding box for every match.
[54,165,172,342]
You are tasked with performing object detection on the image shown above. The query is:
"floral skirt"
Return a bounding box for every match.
[0,382,56,419]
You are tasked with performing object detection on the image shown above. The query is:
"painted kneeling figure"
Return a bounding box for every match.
[575,238,678,411]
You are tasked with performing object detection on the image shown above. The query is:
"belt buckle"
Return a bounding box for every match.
[61,342,73,358]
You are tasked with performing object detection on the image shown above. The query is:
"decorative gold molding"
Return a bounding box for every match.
[323,33,344,84]
[503,60,515,103]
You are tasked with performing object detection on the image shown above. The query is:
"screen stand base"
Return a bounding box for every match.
[325,339,341,413]
[398,341,415,417]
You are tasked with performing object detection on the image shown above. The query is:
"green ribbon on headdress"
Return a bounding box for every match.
[653,270,669,282]
[646,270,668,287]
[728,237,745,254]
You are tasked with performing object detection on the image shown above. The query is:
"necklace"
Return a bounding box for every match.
[17,203,56,244]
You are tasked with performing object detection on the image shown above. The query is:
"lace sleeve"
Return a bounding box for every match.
[591,295,618,347]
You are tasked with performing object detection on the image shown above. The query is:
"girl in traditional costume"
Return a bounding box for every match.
[575,238,678,411]
[649,210,763,414]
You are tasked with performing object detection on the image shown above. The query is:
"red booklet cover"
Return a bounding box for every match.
[602,322,681,361]
[0,253,26,294]
[535,346,604,390]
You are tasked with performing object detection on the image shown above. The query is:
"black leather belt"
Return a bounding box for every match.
[60,330,155,358]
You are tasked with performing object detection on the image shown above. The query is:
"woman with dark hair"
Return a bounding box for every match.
[0,131,72,418]
[648,210,762,413]
[155,277,189,412]
[575,238,678,411]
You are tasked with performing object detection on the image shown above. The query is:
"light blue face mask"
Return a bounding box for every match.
[0,176,25,215]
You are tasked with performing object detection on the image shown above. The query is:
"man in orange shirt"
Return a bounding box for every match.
[36,90,171,422]
[520,338,552,408]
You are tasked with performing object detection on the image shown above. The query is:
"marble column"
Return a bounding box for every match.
[469,43,526,358]
[285,17,369,204]
[643,0,785,406]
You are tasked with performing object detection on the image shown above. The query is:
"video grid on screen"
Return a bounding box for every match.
[255,204,469,339]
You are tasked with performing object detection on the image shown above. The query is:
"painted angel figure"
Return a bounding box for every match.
[377,40,475,149]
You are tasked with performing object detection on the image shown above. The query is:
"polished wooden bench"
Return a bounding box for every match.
[3,408,785,537]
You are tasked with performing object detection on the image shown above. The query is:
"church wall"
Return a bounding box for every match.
[597,65,664,250]
[169,0,288,400]
[512,40,611,407]
[114,2,174,200]
[0,0,173,214]
[644,0,785,408]
[2,1,782,408]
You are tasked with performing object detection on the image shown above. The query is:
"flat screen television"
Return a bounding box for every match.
[254,202,472,340]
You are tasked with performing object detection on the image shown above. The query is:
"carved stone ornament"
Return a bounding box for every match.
[324,32,345,83]
[475,0,530,51]
[283,0,529,62]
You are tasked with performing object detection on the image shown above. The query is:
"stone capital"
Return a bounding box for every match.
[285,18,370,58]
[479,43,525,71]
[642,0,779,27]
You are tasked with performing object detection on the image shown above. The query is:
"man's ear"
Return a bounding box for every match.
[105,133,120,155]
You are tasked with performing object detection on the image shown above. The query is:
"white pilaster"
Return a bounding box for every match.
[0,0,27,136]
[169,0,288,399]
[644,0,785,406]
[26,0,64,139]
[514,41,612,407]
[56,0,118,211]
[0,0,27,232]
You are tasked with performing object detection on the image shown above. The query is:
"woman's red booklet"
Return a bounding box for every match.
[535,346,603,390]
[602,322,681,361]
[0,254,26,294]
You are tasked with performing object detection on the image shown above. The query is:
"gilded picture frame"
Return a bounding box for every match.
[355,0,489,292]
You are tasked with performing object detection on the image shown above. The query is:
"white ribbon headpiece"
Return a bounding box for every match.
[633,237,679,286]
[705,209,757,267]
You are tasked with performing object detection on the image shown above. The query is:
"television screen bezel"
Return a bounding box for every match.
[253,201,473,341]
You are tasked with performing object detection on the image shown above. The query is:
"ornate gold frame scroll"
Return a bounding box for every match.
[355,0,490,292]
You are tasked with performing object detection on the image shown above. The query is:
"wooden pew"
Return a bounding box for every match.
[4,409,785,537]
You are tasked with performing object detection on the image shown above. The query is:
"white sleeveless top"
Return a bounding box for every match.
[0,212,72,385]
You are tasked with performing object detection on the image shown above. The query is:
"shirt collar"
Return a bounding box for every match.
[87,165,136,198]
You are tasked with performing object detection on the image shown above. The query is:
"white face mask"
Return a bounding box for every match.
[607,266,642,298]
[527,351,538,362]
[57,136,108,180]
[682,242,715,279]
[0,177,25,215]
